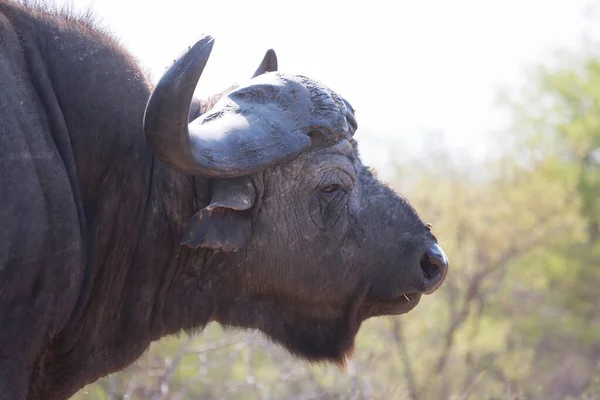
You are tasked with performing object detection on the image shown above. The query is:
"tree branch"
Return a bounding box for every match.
[391,318,420,400]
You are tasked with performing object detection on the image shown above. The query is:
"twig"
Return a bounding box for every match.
[154,335,194,400]
[391,319,420,400]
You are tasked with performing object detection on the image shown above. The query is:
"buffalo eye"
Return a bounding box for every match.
[309,174,352,229]
[321,184,342,194]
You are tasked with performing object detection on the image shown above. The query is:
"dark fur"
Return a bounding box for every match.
[0,1,443,399]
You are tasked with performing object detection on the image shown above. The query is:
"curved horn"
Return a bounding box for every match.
[144,38,353,178]
[143,35,216,174]
[252,49,278,78]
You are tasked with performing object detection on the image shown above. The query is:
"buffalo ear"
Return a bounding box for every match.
[180,177,255,252]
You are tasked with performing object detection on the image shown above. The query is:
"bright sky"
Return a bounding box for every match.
[57,0,593,169]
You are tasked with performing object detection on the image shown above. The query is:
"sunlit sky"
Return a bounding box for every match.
[56,0,593,168]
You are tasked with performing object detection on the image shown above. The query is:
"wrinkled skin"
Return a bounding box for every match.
[208,140,439,362]
[0,1,448,399]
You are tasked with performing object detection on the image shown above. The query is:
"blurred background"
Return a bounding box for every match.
[60,0,600,398]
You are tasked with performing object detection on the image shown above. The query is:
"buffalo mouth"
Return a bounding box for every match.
[360,291,422,319]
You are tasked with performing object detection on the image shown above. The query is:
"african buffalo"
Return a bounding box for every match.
[0,1,448,399]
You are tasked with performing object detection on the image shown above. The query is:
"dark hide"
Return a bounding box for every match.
[0,1,448,400]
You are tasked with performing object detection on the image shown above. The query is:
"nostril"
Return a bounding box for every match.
[419,243,449,294]
[420,255,441,280]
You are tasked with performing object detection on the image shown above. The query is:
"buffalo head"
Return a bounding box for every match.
[143,36,448,364]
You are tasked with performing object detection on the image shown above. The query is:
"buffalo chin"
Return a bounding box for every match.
[214,291,368,367]
[361,292,423,318]
[259,313,361,367]
[216,308,362,367]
